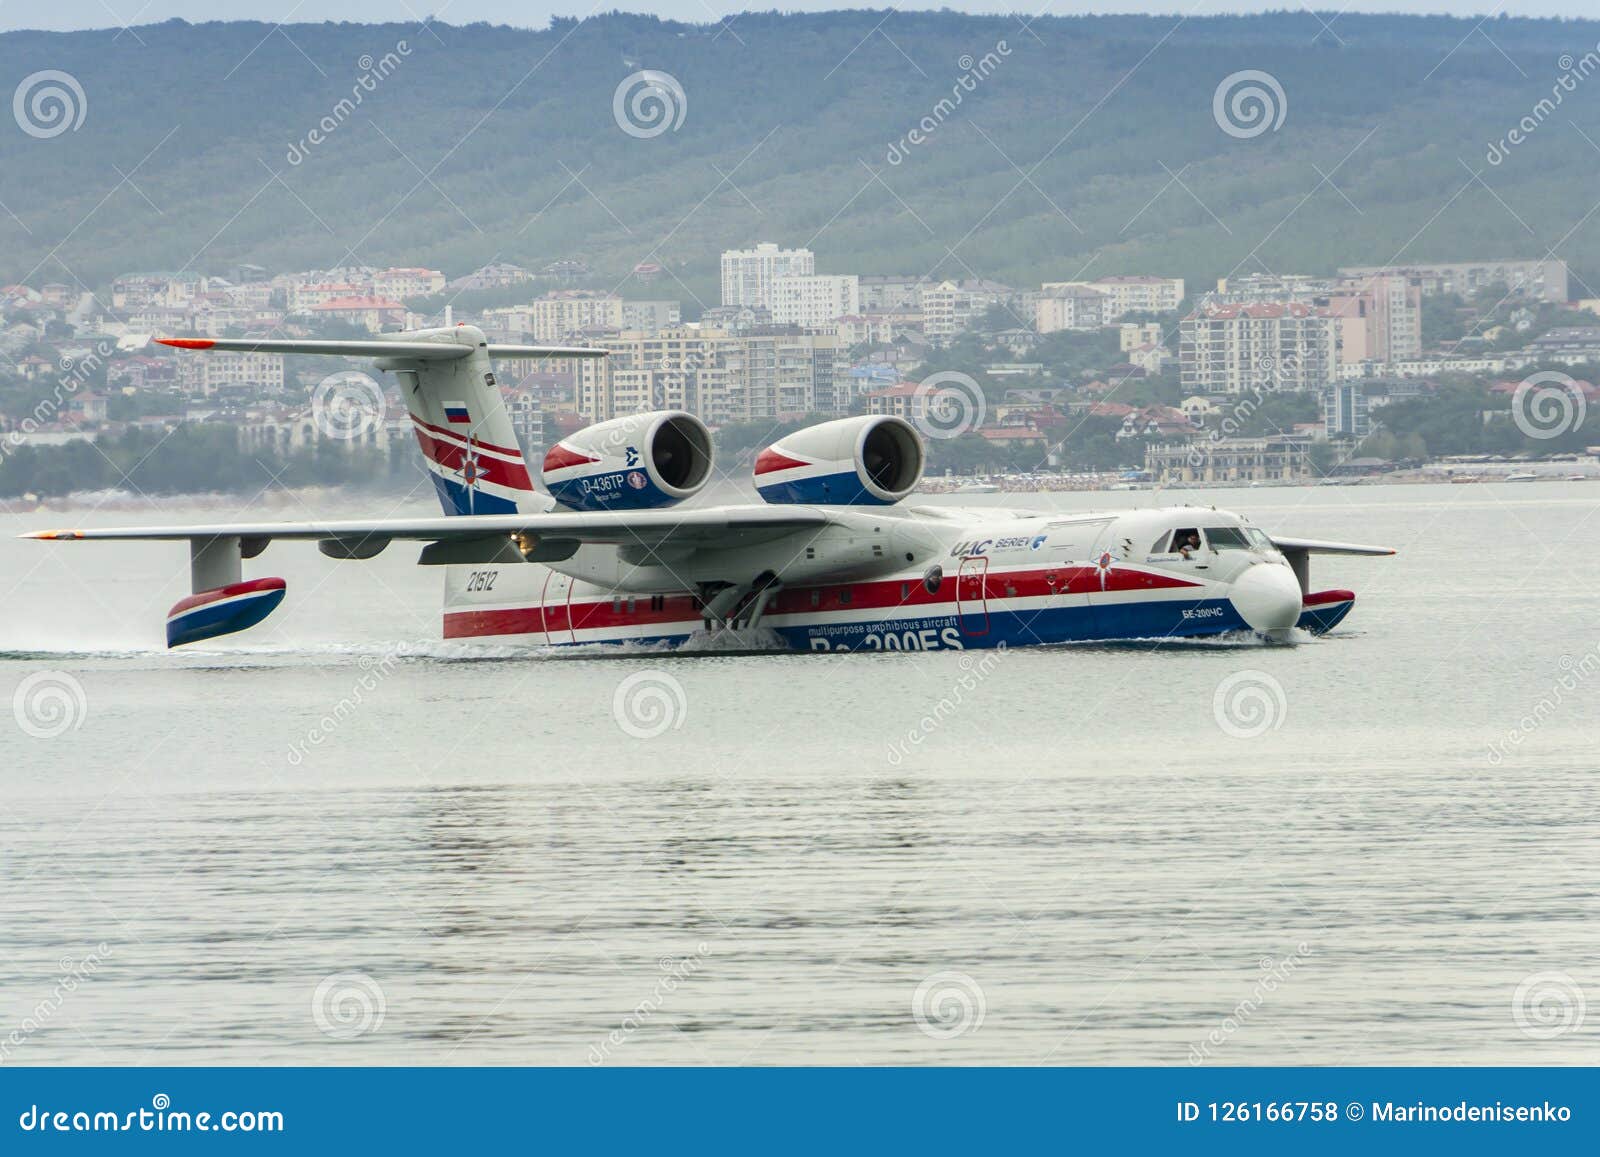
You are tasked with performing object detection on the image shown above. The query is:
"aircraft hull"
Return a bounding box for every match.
[442,562,1354,651]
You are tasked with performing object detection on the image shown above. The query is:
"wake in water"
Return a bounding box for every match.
[0,627,794,665]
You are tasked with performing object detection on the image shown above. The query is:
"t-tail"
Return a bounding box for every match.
[143,327,605,644]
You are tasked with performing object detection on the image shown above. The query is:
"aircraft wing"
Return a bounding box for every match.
[22,505,828,550]
[24,505,840,647]
[1269,536,1396,556]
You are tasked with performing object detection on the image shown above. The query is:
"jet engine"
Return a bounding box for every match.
[542,410,713,511]
[753,415,925,506]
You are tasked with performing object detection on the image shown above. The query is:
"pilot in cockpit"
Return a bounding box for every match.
[1176,530,1202,558]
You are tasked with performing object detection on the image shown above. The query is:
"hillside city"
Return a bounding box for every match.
[2,246,1597,499]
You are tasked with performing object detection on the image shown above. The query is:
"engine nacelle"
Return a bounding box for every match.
[543,410,713,511]
[754,415,925,506]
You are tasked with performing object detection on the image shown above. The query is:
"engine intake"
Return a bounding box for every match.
[754,415,924,506]
[543,410,713,511]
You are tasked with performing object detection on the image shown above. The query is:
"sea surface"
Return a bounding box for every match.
[1,481,1597,1065]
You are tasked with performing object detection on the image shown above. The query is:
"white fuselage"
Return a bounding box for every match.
[440,505,1320,651]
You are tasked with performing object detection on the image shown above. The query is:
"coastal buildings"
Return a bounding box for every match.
[1145,434,1314,483]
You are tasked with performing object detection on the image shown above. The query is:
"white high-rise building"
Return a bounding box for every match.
[768,275,860,329]
[720,243,816,308]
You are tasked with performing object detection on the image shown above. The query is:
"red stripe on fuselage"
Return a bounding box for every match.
[440,564,1204,638]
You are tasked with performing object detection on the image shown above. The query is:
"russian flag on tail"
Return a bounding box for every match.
[443,401,470,424]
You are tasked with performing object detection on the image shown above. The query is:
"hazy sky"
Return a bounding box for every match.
[2,1,1596,35]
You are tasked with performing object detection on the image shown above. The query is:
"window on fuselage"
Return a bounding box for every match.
[1203,526,1251,551]
[1172,528,1202,556]
[1151,530,1173,554]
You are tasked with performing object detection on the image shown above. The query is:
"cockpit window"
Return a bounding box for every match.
[1151,531,1173,554]
[1246,527,1274,551]
[1172,528,1202,556]
[1203,526,1251,550]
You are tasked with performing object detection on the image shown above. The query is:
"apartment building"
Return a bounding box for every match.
[620,299,681,333]
[768,275,860,329]
[1179,303,1339,395]
[1120,322,1164,352]
[720,243,815,307]
[1045,276,1185,320]
[1035,285,1109,333]
[176,349,284,396]
[1323,382,1371,440]
[1322,275,1423,364]
[858,275,926,313]
[920,279,1017,342]
[576,326,844,424]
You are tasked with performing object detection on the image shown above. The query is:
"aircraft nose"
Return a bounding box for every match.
[1231,562,1302,632]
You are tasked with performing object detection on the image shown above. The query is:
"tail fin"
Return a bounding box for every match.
[156,328,605,517]
[386,325,540,515]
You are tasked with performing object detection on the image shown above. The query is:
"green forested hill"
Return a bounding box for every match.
[3,11,1600,304]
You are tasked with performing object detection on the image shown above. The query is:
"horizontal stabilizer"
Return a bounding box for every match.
[156,337,606,360]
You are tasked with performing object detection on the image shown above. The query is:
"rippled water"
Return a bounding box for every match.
[2,483,1597,1064]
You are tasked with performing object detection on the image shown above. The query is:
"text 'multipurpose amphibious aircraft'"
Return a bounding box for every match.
[23,327,1393,650]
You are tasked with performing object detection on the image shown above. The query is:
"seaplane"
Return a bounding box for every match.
[22,326,1393,651]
